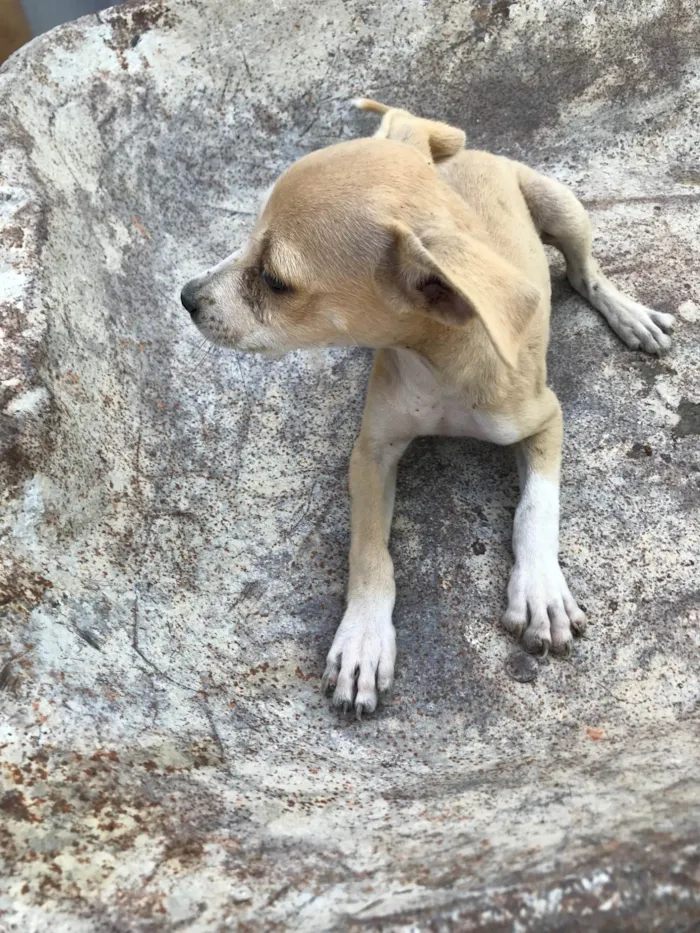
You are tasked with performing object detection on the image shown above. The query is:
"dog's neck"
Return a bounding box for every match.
[392,318,506,404]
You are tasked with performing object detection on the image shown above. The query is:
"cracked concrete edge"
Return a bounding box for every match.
[330,834,700,932]
[0,0,173,486]
[0,65,48,469]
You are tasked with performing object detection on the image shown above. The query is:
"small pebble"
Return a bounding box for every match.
[505,651,538,683]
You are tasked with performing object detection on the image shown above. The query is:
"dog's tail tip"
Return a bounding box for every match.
[351,97,390,115]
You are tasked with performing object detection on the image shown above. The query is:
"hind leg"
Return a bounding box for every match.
[518,166,675,354]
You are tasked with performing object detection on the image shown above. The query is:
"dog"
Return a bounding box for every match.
[181,99,675,717]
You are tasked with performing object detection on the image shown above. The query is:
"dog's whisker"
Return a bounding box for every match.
[183,337,215,376]
[235,353,252,405]
[334,319,361,350]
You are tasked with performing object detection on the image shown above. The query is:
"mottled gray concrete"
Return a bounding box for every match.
[1,1,699,930]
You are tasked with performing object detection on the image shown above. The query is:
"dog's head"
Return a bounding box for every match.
[181,102,540,368]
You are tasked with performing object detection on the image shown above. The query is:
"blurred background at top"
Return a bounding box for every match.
[1,0,111,63]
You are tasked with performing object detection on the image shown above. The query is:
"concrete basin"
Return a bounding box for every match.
[1,1,699,929]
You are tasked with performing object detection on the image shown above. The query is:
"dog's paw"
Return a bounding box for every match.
[502,559,586,657]
[322,601,396,718]
[606,295,675,355]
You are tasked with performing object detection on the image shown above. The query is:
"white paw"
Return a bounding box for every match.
[606,295,675,355]
[322,600,396,718]
[502,558,586,657]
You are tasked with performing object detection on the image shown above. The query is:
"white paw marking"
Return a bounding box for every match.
[322,599,396,717]
[504,472,586,655]
[502,557,587,656]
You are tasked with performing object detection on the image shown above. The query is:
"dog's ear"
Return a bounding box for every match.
[354,98,465,163]
[385,222,541,369]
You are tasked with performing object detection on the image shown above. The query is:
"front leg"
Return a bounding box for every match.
[323,427,409,717]
[502,392,587,656]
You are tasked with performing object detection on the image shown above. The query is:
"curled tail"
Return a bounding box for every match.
[351,97,392,115]
[350,97,465,163]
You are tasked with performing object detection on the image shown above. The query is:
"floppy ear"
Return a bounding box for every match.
[386,222,542,369]
[354,98,465,163]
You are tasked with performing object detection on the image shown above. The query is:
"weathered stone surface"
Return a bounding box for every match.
[0,1,699,930]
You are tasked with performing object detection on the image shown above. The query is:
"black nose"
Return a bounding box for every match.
[181,282,199,316]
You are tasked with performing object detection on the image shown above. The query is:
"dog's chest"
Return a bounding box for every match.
[389,350,520,445]
[409,391,518,443]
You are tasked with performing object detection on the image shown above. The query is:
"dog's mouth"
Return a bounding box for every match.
[234,337,288,358]
[196,325,286,358]
[190,316,229,347]
[188,307,295,358]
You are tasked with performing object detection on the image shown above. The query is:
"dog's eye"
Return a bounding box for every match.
[261,269,289,293]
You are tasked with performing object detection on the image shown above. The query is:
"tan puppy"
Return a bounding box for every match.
[181,99,675,717]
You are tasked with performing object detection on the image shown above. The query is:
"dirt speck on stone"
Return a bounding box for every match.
[674,399,700,436]
[505,651,539,683]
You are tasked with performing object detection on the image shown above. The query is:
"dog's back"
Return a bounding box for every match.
[439,150,551,297]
